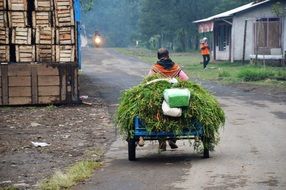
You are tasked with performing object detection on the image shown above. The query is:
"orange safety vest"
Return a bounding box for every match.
[200,42,210,55]
[151,63,181,78]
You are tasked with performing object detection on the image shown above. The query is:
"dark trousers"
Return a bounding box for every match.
[203,54,210,68]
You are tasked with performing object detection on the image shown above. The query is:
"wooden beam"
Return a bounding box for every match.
[31,66,38,104]
[1,64,8,105]
[242,20,248,64]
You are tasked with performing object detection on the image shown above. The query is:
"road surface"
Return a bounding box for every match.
[74,47,286,190]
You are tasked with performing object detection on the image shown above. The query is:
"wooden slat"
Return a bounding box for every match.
[1,64,8,104]
[9,97,31,105]
[0,28,9,44]
[8,11,27,27]
[35,0,53,11]
[38,96,60,104]
[12,27,32,44]
[60,70,66,101]
[35,27,54,44]
[8,0,27,10]
[73,68,78,101]
[36,45,56,62]
[56,26,74,44]
[16,45,35,62]
[9,86,31,97]
[37,64,59,75]
[8,64,30,76]
[56,45,75,62]
[38,76,60,86]
[31,66,38,104]
[55,9,74,27]
[9,76,31,86]
[38,86,60,96]
[32,11,53,27]
[54,0,73,10]
[0,45,9,62]
[0,0,7,10]
[0,11,8,28]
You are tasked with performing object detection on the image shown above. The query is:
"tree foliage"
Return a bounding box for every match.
[81,0,257,49]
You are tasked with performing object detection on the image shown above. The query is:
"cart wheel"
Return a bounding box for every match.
[202,136,210,159]
[128,138,136,161]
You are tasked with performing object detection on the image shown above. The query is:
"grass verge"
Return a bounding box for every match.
[39,160,102,190]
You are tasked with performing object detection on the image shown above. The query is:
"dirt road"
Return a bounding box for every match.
[74,47,286,190]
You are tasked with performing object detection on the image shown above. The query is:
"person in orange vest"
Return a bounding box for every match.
[200,37,210,69]
[148,48,189,80]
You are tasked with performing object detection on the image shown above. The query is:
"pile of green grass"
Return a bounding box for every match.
[116,75,225,149]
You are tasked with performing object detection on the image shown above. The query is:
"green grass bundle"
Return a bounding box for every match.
[115,75,225,149]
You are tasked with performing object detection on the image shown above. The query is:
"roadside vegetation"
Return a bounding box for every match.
[39,160,101,190]
[38,149,104,190]
[115,48,286,89]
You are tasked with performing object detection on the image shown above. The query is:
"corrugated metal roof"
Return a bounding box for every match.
[193,0,271,23]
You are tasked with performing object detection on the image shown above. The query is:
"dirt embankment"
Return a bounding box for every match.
[0,74,116,189]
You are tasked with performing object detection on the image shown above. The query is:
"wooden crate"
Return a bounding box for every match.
[56,45,75,62]
[0,27,9,44]
[54,0,73,10]
[12,27,32,44]
[0,45,9,62]
[55,9,74,27]
[8,11,27,27]
[16,45,35,62]
[0,11,8,27]
[35,27,55,44]
[35,0,54,11]
[32,11,53,27]
[36,45,56,62]
[56,27,74,44]
[0,0,7,10]
[8,0,27,10]
[0,63,79,105]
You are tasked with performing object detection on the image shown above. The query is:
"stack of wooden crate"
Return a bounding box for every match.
[0,0,79,105]
[0,0,9,63]
[9,0,35,62]
[34,0,55,62]
[0,0,76,64]
[54,0,75,62]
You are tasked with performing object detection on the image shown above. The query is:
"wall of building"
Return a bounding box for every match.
[216,45,230,60]
[231,2,284,61]
[283,14,286,56]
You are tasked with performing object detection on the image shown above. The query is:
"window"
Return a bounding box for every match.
[254,17,281,54]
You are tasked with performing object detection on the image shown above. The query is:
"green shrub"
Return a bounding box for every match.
[238,68,275,81]
[276,70,286,80]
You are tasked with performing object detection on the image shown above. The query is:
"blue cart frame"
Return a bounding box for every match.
[127,117,210,161]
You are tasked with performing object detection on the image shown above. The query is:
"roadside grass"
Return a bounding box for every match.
[114,48,286,89]
[39,160,101,190]
[39,148,103,190]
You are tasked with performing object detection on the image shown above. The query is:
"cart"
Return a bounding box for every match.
[127,116,210,161]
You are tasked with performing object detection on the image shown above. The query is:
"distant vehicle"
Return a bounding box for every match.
[93,31,103,48]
